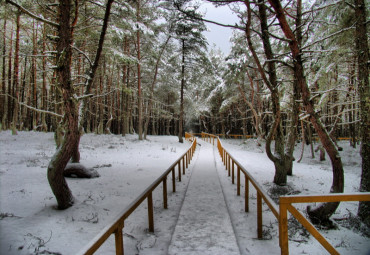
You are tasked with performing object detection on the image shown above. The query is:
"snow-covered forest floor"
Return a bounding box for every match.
[220,138,370,254]
[0,131,369,255]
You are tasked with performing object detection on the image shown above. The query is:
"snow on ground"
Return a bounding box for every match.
[0,131,191,255]
[0,131,369,255]
[219,138,370,255]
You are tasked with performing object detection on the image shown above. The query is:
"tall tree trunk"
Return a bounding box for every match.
[286,0,302,175]
[72,0,114,162]
[246,0,287,185]
[178,39,185,143]
[237,77,262,139]
[41,24,48,132]
[11,10,20,135]
[97,64,104,134]
[137,0,143,140]
[32,20,38,130]
[47,0,76,209]
[355,0,370,226]
[121,36,128,136]
[105,61,114,134]
[20,57,28,130]
[307,122,315,158]
[268,0,344,223]
[1,18,7,130]
[144,36,171,139]
[7,25,13,130]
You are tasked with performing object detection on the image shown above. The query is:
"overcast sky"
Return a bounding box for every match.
[199,2,241,55]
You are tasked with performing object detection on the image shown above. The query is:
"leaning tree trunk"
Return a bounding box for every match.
[245,0,289,185]
[285,0,302,176]
[47,0,76,209]
[268,0,344,223]
[355,0,370,226]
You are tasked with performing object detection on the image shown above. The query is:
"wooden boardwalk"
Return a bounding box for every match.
[168,140,241,255]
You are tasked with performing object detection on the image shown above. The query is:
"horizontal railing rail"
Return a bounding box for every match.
[201,132,370,255]
[78,133,197,255]
[197,132,353,141]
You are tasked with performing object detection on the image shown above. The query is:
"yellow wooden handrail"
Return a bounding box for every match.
[196,132,352,141]
[201,132,370,255]
[77,133,197,255]
[279,193,370,255]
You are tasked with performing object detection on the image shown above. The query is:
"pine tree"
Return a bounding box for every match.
[173,1,207,142]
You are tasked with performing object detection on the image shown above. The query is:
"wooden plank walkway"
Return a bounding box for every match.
[168,140,241,255]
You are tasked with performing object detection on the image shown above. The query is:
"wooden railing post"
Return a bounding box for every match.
[279,202,289,255]
[228,155,231,177]
[257,192,262,239]
[186,152,188,168]
[178,162,182,182]
[172,168,176,192]
[237,166,240,196]
[177,161,181,177]
[182,157,185,174]
[163,177,167,209]
[115,222,124,255]
[148,193,154,232]
[245,175,249,212]
[232,160,235,184]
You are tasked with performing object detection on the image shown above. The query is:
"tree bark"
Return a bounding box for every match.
[354,0,370,226]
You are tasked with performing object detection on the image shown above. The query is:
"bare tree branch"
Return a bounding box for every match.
[6,0,60,28]
[1,93,63,118]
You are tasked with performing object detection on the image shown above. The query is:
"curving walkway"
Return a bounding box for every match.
[168,140,241,255]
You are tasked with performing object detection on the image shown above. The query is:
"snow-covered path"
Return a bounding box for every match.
[168,140,241,255]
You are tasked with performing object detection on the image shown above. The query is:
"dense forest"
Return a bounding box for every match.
[1,0,368,224]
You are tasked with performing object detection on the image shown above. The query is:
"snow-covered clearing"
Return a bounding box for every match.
[0,131,369,255]
[0,131,191,255]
